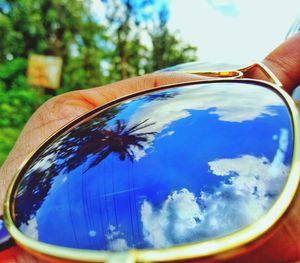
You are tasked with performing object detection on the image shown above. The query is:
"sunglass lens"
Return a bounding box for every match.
[9,81,293,252]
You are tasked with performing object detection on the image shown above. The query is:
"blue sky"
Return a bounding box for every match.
[91,0,300,64]
[167,0,300,63]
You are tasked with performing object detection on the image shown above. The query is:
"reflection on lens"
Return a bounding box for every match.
[11,82,293,252]
[159,60,246,73]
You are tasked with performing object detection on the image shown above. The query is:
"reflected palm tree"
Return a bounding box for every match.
[83,119,156,172]
[15,117,156,225]
[145,91,178,102]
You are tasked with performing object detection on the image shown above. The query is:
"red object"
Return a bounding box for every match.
[0,245,42,262]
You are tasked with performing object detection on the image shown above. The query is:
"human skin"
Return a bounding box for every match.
[0,33,300,262]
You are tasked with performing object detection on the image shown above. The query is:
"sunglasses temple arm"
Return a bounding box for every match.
[240,61,283,88]
[177,61,283,88]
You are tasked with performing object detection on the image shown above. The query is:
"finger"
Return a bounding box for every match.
[10,72,203,158]
[57,72,206,113]
[263,32,300,94]
[16,72,203,159]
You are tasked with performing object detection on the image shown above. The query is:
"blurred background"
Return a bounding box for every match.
[0,0,299,166]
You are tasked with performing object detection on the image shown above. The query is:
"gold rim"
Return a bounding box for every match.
[3,78,300,263]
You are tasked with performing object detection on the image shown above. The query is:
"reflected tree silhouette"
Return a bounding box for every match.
[15,108,156,225]
[144,91,178,102]
[14,91,178,226]
[83,119,156,172]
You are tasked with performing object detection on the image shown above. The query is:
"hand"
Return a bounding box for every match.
[0,32,299,262]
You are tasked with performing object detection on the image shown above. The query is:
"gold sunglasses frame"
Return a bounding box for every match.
[3,62,300,263]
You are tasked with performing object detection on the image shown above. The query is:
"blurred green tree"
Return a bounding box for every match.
[0,0,198,166]
[102,0,197,77]
[0,58,47,164]
[148,7,197,71]
[0,0,109,164]
[102,0,150,80]
[0,0,109,91]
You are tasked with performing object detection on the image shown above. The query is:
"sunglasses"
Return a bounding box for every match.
[1,62,299,262]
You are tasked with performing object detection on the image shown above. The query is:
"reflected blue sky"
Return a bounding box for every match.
[14,82,293,251]
[0,217,10,245]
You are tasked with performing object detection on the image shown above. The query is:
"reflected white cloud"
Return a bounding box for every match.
[105,224,129,251]
[141,189,203,248]
[269,128,289,176]
[28,152,56,172]
[141,130,289,248]
[88,230,97,237]
[20,134,72,197]
[25,136,68,175]
[160,130,175,138]
[128,83,283,160]
[20,218,38,240]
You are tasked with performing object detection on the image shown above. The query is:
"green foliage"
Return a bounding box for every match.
[0,58,46,128]
[149,27,197,71]
[0,58,47,166]
[0,127,20,165]
[0,0,198,166]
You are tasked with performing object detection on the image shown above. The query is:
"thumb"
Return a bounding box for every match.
[263,32,300,94]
